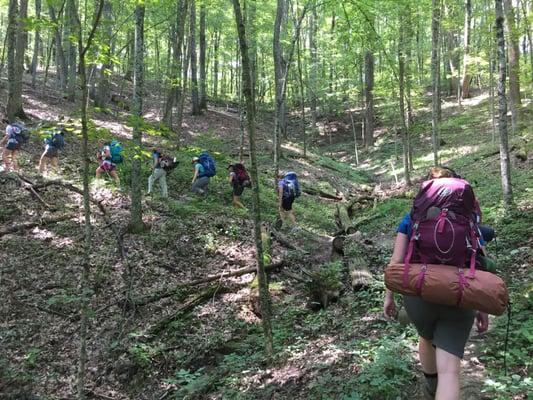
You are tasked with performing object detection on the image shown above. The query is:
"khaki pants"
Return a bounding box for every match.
[148,168,168,197]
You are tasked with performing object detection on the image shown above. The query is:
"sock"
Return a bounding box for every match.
[423,372,438,396]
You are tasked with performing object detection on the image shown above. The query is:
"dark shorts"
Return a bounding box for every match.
[281,195,295,211]
[43,145,59,158]
[403,295,475,359]
[232,182,244,196]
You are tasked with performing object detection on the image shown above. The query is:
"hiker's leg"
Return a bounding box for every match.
[288,210,296,224]
[159,170,168,197]
[233,195,245,208]
[51,156,59,171]
[96,166,103,179]
[435,348,460,400]
[39,151,47,172]
[148,172,155,194]
[2,148,11,171]
[110,170,120,185]
[11,150,19,171]
[419,336,438,397]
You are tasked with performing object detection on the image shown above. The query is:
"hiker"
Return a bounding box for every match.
[277,171,300,226]
[383,166,489,400]
[191,152,216,195]
[38,128,65,175]
[147,148,176,198]
[95,140,120,185]
[227,163,250,209]
[1,122,27,172]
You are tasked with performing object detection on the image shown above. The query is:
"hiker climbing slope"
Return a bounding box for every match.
[1,122,28,172]
[95,139,121,185]
[277,171,300,227]
[39,127,65,175]
[227,163,250,209]
[191,151,216,195]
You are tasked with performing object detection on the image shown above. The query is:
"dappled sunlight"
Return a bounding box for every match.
[442,93,490,110]
[30,227,75,248]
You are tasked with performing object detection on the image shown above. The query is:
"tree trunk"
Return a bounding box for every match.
[48,4,67,90]
[273,0,286,171]
[503,0,522,131]
[94,0,112,107]
[296,30,306,158]
[398,14,411,187]
[363,50,374,148]
[431,0,441,165]
[309,0,318,138]
[7,0,28,120]
[461,0,472,99]
[74,2,104,398]
[189,0,201,115]
[520,0,533,88]
[213,30,219,98]
[199,4,207,110]
[162,0,188,127]
[66,0,77,102]
[31,0,41,87]
[495,0,513,211]
[128,2,146,232]
[231,0,274,360]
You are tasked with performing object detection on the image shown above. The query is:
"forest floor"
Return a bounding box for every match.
[0,75,531,400]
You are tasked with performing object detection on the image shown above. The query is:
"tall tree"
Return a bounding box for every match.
[48,3,67,90]
[431,0,441,165]
[273,0,286,168]
[199,4,207,110]
[190,0,200,115]
[128,1,146,232]
[30,0,41,87]
[66,0,77,101]
[398,9,411,187]
[231,0,274,360]
[7,0,28,120]
[495,0,513,210]
[363,50,374,148]
[94,0,113,107]
[503,0,522,131]
[309,0,318,138]
[461,0,472,99]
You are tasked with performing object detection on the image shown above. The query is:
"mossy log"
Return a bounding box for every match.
[335,204,357,234]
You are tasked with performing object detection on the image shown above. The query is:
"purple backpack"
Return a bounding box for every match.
[404,178,481,277]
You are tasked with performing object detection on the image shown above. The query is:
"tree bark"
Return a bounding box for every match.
[66,0,77,102]
[309,0,318,138]
[503,0,521,132]
[189,0,200,115]
[48,4,67,90]
[7,0,28,120]
[431,0,441,165]
[461,0,472,99]
[128,2,146,232]
[30,0,41,87]
[212,30,219,98]
[199,4,207,110]
[363,50,374,148]
[495,0,513,211]
[94,0,112,107]
[231,0,274,360]
[398,13,411,187]
[273,0,286,171]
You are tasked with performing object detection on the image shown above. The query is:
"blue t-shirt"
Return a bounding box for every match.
[195,162,205,176]
[397,212,486,245]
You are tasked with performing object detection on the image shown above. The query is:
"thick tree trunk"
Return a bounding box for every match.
[363,50,374,148]
[495,0,513,211]
[461,0,472,99]
[231,0,274,359]
[7,0,28,120]
[199,4,207,110]
[503,0,521,131]
[431,0,441,165]
[128,3,146,232]
[31,0,41,87]
[189,0,201,115]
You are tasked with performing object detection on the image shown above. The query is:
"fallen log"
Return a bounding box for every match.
[303,187,343,201]
[133,261,285,307]
[342,234,373,291]
[270,229,308,253]
[335,204,357,234]
[0,213,76,237]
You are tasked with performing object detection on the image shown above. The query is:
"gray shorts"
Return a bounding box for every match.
[403,295,475,359]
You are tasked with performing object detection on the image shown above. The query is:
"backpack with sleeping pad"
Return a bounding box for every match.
[233,163,251,187]
[198,151,216,177]
[160,155,178,172]
[6,123,29,150]
[109,139,124,164]
[44,129,65,149]
[282,172,301,199]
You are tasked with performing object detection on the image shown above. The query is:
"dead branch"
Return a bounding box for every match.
[0,213,76,237]
[133,261,285,307]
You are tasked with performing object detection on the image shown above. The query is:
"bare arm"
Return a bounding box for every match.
[384,233,409,317]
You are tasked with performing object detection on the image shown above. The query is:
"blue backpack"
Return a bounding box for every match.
[198,151,216,177]
[45,130,65,149]
[6,123,29,150]
[282,172,301,199]
[109,140,124,164]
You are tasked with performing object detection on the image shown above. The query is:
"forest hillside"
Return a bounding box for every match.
[0,0,532,399]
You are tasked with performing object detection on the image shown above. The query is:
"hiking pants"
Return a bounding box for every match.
[192,176,209,194]
[148,168,168,197]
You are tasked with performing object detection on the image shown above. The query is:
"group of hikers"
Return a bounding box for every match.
[1,122,302,225]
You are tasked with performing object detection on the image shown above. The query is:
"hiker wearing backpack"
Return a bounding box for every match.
[95,140,120,185]
[1,122,28,172]
[147,148,177,198]
[191,152,216,195]
[38,128,65,175]
[383,167,489,400]
[277,171,300,226]
[227,164,250,208]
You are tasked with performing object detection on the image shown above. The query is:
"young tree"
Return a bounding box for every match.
[30,0,41,87]
[128,1,146,232]
[461,0,472,99]
[199,4,207,110]
[398,11,411,187]
[503,0,521,131]
[495,0,513,210]
[363,50,374,148]
[190,0,201,115]
[94,0,113,107]
[48,3,67,90]
[231,0,274,359]
[66,0,77,101]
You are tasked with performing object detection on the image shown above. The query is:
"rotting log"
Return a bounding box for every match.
[303,187,343,201]
[335,204,357,234]
[343,235,374,291]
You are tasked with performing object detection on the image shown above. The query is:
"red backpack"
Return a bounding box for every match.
[233,163,251,187]
[405,178,481,279]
